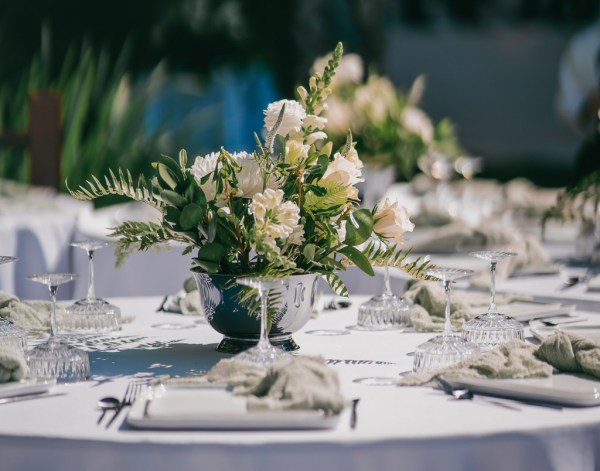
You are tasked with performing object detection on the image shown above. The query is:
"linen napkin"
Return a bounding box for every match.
[398,331,600,387]
[0,347,28,383]
[409,222,516,253]
[402,281,530,332]
[0,292,51,332]
[158,355,348,414]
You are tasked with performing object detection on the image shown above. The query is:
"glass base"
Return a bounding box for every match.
[357,294,411,331]
[413,334,481,373]
[61,298,121,334]
[232,342,292,367]
[0,319,27,353]
[216,334,299,354]
[26,337,90,382]
[462,312,524,351]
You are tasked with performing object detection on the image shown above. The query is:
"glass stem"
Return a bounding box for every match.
[443,280,452,336]
[49,284,57,338]
[257,287,270,347]
[382,265,392,297]
[489,261,497,313]
[86,250,96,300]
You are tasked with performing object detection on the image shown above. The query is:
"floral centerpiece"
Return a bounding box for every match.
[68,43,432,351]
[311,52,468,182]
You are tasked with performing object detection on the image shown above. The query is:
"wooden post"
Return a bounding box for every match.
[28,91,62,190]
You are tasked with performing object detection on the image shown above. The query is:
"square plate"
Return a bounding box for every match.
[529,323,600,343]
[127,384,342,430]
[443,374,600,407]
[0,377,56,398]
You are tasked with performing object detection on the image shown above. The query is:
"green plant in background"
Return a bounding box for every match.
[542,169,600,228]
[0,39,163,201]
[311,53,466,181]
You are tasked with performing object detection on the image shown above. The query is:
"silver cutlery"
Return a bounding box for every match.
[97,396,121,425]
[350,398,360,429]
[105,382,144,428]
[0,392,66,405]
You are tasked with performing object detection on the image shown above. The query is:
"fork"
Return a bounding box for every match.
[105,382,144,428]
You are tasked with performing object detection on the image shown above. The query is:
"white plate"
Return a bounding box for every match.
[444,374,600,407]
[494,301,576,322]
[0,376,56,398]
[530,323,600,343]
[127,384,342,430]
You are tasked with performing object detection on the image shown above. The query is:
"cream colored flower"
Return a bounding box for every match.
[345,146,364,171]
[264,99,306,137]
[305,131,328,146]
[401,106,434,143]
[353,75,396,126]
[285,141,310,165]
[303,114,327,130]
[373,198,415,245]
[322,152,363,198]
[232,152,280,198]
[190,152,220,202]
[251,189,303,245]
[325,96,352,134]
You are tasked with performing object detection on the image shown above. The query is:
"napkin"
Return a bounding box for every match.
[159,356,348,415]
[157,277,203,316]
[410,222,516,253]
[398,332,600,387]
[402,281,530,332]
[0,292,51,332]
[0,348,28,383]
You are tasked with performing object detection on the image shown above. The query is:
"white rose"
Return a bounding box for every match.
[373,198,415,245]
[325,96,352,133]
[322,152,364,196]
[264,99,306,137]
[401,106,434,143]
[353,75,396,125]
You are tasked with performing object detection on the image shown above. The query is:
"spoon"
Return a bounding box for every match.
[97,396,120,424]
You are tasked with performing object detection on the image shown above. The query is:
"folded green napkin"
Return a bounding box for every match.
[158,356,348,415]
[403,281,530,332]
[0,292,51,332]
[399,331,600,386]
[0,347,28,382]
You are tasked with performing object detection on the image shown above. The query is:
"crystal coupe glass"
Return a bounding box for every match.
[413,267,481,372]
[26,273,90,382]
[62,241,121,333]
[462,251,524,350]
[0,256,27,352]
[357,265,411,330]
[233,276,292,367]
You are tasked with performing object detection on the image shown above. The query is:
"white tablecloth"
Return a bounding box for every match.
[2,295,600,471]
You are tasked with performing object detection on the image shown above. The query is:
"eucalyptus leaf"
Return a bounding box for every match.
[180,204,203,230]
[339,246,374,276]
[344,209,374,246]
[161,189,188,207]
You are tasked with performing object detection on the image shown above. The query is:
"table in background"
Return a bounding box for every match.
[1,295,599,471]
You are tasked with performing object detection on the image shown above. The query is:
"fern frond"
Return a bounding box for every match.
[304,181,349,214]
[66,169,161,209]
[360,242,435,281]
[323,271,349,297]
[110,220,173,267]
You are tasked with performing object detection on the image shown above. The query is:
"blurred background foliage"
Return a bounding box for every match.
[0,0,598,196]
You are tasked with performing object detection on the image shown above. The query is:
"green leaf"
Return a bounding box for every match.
[344,209,374,246]
[161,189,188,207]
[179,204,203,230]
[157,163,178,190]
[339,246,374,276]
[197,242,226,262]
[179,149,188,170]
[302,244,316,261]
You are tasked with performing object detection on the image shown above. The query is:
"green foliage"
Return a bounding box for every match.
[0,42,161,196]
